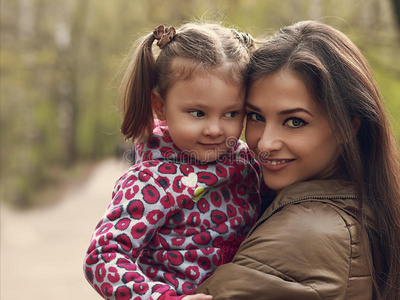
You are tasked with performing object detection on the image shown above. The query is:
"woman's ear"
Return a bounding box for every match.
[337,118,362,145]
[151,91,166,120]
[352,117,361,135]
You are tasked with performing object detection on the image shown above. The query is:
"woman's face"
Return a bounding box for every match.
[245,69,341,193]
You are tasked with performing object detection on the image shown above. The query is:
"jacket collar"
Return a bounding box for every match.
[275,179,356,204]
[268,180,358,215]
[260,179,374,228]
[248,180,368,237]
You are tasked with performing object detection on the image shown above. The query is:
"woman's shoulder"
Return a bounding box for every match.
[244,197,358,255]
[198,197,371,299]
[276,179,356,203]
[196,180,373,298]
[260,200,359,258]
[260,179,357,220]
[252,179,360,247]
[240,180,371,286]
[234,194,368,298]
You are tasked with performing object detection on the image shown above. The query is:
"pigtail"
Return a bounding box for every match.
[120,33,157,142]
[120,23,252,142]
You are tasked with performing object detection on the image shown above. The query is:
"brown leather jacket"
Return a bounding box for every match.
[196,180,373,299]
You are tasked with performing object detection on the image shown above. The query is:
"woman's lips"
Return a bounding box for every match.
[261,159,294,171]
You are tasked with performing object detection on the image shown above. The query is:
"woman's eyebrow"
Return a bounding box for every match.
[280,108,314,117]
[246,103,313,117]
[245,103,261,112]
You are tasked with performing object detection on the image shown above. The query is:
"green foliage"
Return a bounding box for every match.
[1,0,399,208]
[373,70,400,143]
[363,45,400,143]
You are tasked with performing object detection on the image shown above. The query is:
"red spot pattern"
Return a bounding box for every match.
[84,131,262,299]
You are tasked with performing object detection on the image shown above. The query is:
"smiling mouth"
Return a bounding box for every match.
[265,159,294,165]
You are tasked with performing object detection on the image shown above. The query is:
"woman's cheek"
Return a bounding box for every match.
[245,123,262,151]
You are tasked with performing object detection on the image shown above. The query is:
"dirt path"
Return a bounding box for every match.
[1,158,130,300]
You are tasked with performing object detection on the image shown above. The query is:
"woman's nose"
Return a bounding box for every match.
[257,126,284,153]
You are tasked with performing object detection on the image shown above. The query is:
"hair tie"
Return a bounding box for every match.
[153,25,176,49]
[240,32,254,48]
[231,29,254,49]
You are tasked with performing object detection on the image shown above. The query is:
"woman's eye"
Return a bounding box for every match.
[224,111,238,118]
[189,110,205,117]
[247,112,264,122]
[285,117,306,128]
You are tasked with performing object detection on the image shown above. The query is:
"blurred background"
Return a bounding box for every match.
[1,0,399,299]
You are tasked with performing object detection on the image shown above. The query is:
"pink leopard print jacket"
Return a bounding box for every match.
[84,125,262,300]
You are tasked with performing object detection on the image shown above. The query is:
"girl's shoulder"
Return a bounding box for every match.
[112,162,164,190]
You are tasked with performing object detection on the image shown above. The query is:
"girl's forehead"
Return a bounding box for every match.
[163,71,245,111]
[167,57,242,83]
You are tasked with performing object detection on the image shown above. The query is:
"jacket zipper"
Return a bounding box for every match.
[247,194,357,237]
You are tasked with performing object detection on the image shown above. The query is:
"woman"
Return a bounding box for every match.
[195,20,400,299]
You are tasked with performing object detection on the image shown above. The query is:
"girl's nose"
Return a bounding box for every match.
[203,120,223,137]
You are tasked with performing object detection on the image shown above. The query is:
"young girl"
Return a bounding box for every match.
[83,23,262,300]
[196,20,400,299]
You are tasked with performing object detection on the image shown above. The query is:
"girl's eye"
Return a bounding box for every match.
[285,117,306,128]
[189,110,205,117]
[224,111,238,118]
[247,112,265,122]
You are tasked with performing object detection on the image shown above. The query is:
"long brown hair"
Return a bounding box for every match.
[120,22,254,142]
[247,20,400,299]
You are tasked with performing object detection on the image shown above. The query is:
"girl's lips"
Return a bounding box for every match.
[261,159,294,171]
[199,143,223,149]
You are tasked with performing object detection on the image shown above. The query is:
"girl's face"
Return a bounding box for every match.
[245,69,341,193]
[153,72,245,162]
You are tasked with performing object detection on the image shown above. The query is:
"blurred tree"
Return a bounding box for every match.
[392,0,400,31]
[56,0,89,166]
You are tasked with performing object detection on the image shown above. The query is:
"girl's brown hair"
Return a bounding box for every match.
[120,22,254,142]
[247,20,400,299]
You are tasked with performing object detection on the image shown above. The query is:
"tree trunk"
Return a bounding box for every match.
[392,0,400,32]
[56,0,89,165]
